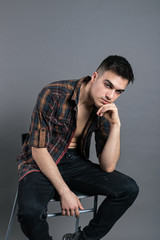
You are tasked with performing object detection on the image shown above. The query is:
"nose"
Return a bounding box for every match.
[106,90,115,100]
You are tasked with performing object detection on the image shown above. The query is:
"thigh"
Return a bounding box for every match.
[65,159,136,198]
[18,172,56,211]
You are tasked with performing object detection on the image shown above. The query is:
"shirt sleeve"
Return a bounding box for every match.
[95,116,110,157]
[28,87,57,148]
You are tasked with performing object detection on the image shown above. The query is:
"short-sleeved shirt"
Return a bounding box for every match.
[17,76,110,181]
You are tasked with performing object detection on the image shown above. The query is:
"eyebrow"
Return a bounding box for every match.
[104,79,125,92]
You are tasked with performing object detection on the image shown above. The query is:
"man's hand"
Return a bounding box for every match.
[60,190,84,217]
[97,103,121,126]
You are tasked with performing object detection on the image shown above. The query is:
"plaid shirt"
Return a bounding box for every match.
[17,76,110,180]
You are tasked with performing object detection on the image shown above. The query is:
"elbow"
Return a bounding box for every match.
[100,165,116,173]
[99,155,117,173]
[105,167,115,173]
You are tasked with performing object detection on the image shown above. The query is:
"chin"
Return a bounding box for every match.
[95,102,103,108]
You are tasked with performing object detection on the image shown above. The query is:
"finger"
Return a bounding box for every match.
[97,104,116,116]
[97,109,104,117]
[97,105,110,116]
[62,209,66,216]
[78,200,84,210]
[66,209,71,216]
[75,208,80,218]
[98,109,105,117]
[97,106,104,115]
[70,210,75,216]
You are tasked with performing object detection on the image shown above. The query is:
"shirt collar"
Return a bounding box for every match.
[71,76,91,105]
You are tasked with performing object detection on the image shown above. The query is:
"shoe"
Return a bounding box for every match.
[62,227,82,240]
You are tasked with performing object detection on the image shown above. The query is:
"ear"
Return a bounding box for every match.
[91,72,98,83]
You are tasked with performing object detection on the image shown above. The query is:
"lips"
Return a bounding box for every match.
[101,98,110,104]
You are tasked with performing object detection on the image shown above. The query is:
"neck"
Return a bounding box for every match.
[78,81,94,107]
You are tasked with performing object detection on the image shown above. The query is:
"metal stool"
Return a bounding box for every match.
[5,188,98,240]
[5,134,98,240]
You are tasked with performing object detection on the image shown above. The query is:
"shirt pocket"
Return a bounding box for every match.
[51,117,70,134]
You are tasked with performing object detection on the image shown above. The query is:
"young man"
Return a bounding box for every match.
[17,55,139,240]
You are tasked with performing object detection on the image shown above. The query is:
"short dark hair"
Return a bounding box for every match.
[96,55,134,84]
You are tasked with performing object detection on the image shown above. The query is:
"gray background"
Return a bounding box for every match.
[0,0,160,239]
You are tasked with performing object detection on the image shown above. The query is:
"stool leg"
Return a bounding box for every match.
[75,197,81,232]
[93,195,98,217]
[75,216,80,232]
[75,195,98,232]
[5,189,18,240]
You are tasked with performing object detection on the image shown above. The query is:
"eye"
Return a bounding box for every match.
[116,90,123,95]
[104,83,112,88]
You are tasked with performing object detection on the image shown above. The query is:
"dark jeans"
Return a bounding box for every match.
[17,148,139,240]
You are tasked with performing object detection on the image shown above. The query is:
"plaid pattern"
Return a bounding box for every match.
[17,76,110,180]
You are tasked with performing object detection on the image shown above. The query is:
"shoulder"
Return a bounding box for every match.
[38,79,79,102]
[34,79,78,107]
[42,79,79,94]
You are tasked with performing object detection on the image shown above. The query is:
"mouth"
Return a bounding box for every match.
[101,98,110,104]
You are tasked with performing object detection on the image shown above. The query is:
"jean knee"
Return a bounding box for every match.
[123,177,139,204]
[18,205,47,226]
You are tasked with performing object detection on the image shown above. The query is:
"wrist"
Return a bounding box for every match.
[110,121,121,129]
[58,185,71,197]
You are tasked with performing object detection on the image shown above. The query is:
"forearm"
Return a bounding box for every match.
[99,123,120,172]
[32,147,70,197]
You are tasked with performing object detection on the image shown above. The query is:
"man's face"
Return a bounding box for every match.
[90,70,129,108]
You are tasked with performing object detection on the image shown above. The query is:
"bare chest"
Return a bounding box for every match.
[69,104,93,148]
[69,106,91,148]
[74,106,90,137]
